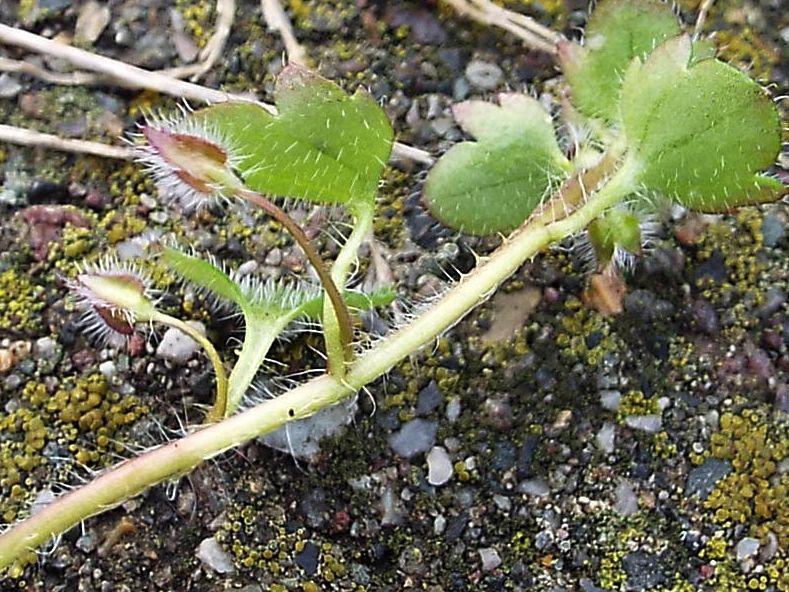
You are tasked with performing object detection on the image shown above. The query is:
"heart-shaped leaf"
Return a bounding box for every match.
[621,35,785,211]
[424,93,572,236]
[195,64,394,207]
[559,0,680,123]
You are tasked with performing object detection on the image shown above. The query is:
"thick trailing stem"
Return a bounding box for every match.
[0,159,639,571]
[151,312,228,423]
[237,188,354,373]
[322,201,376,376]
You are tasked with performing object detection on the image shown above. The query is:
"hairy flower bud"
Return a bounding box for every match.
[67,259,158,346]
[134,111,242,209]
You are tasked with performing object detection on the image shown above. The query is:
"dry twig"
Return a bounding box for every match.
[261,0,308,65]
[0,23,256,106]
[0,124,133,159]
[164,0,236,80]
[0,56,98,85]
[443,0,562,56]
[0,20,433,164]
[693,0,716,37]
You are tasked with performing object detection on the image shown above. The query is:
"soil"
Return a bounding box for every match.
[0,1,787,591]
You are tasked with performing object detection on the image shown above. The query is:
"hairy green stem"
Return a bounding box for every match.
[238,188,354,374]
[322,201,376,376]
[225,315,291,415]
[0,160,638,572]
[151,311,228,423]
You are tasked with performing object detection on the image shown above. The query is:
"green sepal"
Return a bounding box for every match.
[297,287,397,320]
[162,247,249,312]
[621,35,785,211]
[588,209,642,267]
[424,93,572,236]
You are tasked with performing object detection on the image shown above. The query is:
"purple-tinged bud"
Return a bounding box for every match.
[67,258,158,347]
[134,112,242,209]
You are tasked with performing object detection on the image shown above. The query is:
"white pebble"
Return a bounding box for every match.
[197,537,235,574]
[596,422,616,453]
[478,547,502,572]
[156,321,205,365]
[625,414,663,433]
[426,446,453,486]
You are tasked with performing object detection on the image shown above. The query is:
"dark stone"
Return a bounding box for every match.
[299,489,328,529]
[685,458,732,499]
[386,7,447,45]
[622,551,668,591]
[58,318,80,347]
[773,384,789,413]
[624,290,657,322]
[517,435,540,479]
[585,331,603,349]
[27,180,69,205]
[188,371,215,404]
[694,251,727,284]
[692,299,719,335]
[416,380,443,416]
[445,512,469,541]
[295,541,320,577]
[758,288,786,318]
[761,214,785,247]
[644,334,669,360]
[491,440,517,471]
[437,48,463,72]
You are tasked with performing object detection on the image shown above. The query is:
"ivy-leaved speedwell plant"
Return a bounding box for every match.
[0,0,784,576]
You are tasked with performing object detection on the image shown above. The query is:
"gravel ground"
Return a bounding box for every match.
[0,0,787,591]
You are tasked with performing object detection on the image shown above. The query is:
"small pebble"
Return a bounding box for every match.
[33,337,60,361]
[389,419,437,459]
[0,349,14,373]
[155,322,205,365]
[433,514,446,535]
[599,390,621,411]
[692,299,719,335]
[614,480,639,516]
[685,458,732,499]
[596,422,616,453]
[416,380,442,415]
[196,537,235,574]
[736,537,760,561]
[519,478,550,496]
[465,59,503,91]
[625,414,663,433]
[98,360,116,379]
[446,397,461,422]
[0,74,22,99]
[426,446,453,486]
[761,213,785,247]
[75,532,97,554]
[492,494,511,512]
[478,547,502,572]
[74,0,110,44]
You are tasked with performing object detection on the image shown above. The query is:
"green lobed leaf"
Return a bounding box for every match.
[621,35,785,211]
[162,247,250,312]
[194,65,394,207]
[559,0,680,123]
[424,93,572,236]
